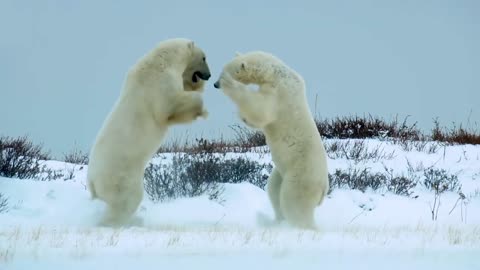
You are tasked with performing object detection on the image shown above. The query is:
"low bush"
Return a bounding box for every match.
[329,166,419,196]
[324,139,396,162]
[144,152,272,202]
[329,167,386,193]
[0,136,50,179]
[423,168,460,193]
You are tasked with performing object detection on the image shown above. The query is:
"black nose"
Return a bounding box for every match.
[195,72,211,81]
[214,80,220,89]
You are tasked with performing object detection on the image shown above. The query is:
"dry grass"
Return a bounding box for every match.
[1,224,479,264]
[155,116,479,156]
[432,119,480,145]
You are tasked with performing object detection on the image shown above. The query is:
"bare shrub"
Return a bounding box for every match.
[329,165,418,196]
[158,137,232,154]
[230,124,266,148]
[63,147,89,165]
[395,138,424,151]
[329,167,386,193]
[217,157,272,188]
[405,158,426,173]
[383,166,418,196]
[37,168,65,181]
[423,168,461,193]
[144,153,272,202]
[157,137,191,153]
[144,153,222,202]
[0,136,50,179]
[427,142,440,154]
[189,138,231,154]
[388,176,417,196]
[423,168,461,221]
[158,133,265,154]
[324,139,396,162]
[317,115,421,140]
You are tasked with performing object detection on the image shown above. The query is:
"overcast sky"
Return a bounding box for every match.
[1,0,479,156]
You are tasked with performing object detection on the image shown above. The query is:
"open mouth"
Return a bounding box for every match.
[192,71,211,83]
[192,72,201,83]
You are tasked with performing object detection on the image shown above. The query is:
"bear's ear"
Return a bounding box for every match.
[187,41,195,50]
[235,51,242,57]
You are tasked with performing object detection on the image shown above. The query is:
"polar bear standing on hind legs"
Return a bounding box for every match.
[88,38,210,226]
[214,51,329,230]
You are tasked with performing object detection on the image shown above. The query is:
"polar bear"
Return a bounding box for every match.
[87,38,210,226]
[214,51,329,230]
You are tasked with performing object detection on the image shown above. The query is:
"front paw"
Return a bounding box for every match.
[215,72,241,91]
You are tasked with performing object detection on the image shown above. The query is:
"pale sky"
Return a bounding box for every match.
[1,0,479,156]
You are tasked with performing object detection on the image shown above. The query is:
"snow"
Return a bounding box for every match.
[1,139,479,269]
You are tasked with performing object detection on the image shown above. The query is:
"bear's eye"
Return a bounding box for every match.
[202,57,206,62]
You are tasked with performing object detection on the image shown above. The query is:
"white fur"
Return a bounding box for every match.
[216,51,329,230]
[87,38,208,226]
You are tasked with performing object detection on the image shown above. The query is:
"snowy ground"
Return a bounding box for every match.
[1,139,479,269]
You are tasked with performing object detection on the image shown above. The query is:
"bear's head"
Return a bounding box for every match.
[183,41,211,91]
[214,51,281,89]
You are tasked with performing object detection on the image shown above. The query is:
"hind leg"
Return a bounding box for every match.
[267,168,284,222]
[98,180,144,227]
[279,178,320,230]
